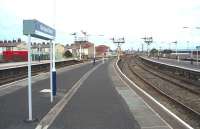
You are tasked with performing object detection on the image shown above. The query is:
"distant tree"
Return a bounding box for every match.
[150,48,158,56]
[163,49,172,54]
[64,50,73,58]
[17,38,21,43]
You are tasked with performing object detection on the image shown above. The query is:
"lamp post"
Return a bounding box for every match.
[196,45,200,65]
[142,43,144,54]
[79,40,82,60]
[172,41,179,62]
[71,32,77,58]
[75,37,86,60]
[157,46,160,60]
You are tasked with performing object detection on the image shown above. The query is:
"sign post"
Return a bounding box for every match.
[23,19,56,122]
[27,34,33,121]
[52,40,56,96]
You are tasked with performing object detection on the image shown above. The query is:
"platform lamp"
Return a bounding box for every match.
[71,32,77,58]
[172,41,179,62]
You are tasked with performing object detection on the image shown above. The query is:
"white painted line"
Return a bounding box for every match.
[115,59,194,129]
[40,89,51,93]
[35,62,103,129]
[141,125,169,129]
[35,125,42,129]
[112,61,173,129]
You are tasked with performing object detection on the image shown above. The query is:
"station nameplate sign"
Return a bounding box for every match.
[23,19,56,40]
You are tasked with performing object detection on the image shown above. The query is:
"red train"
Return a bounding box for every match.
[2,50,28,62]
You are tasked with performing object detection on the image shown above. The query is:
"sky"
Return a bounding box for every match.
[1,0,200,50]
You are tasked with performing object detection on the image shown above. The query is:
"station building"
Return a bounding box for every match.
[95,45,110,57]
[0,38,65,61]
[65,42,95,59]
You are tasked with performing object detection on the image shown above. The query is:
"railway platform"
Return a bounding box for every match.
[0,58,74,70]
[0,58,177,129]
[143,56,200,71]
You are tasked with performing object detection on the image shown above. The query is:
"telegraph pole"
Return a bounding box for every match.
[111,37,125,60]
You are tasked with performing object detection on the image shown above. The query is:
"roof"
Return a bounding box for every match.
[0,42,22,47]
[82,42,93,48]
[65,41,94,49]
[96,45,109,49]
[96,45,110,52]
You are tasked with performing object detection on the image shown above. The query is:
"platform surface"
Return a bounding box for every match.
[0,59,172,129]
[142,56,200,72]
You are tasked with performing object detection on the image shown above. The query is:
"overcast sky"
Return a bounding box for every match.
[1,0,200,50]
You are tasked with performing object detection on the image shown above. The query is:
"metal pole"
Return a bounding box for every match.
[176,43,179,62]
[27,34,33,121]
[53,42,56,67]
[50,40,53,102]
[191,48,193,64]
[103,53,104,63]
[142,43,143,54]
[74,35,77,59]
[176,43,177,58]
[93,44,96,65]
[38,44,40,62]
[197,49,198,65]
[118,45,120,60]
[52,0,57,97]
[52,40,56,96]
[79,43,82,60]
[93,44,95,59]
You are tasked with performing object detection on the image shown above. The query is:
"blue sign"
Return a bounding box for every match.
[23,19,56,40]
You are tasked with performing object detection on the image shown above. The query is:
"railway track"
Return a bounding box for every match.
[119,55,200,128]
[137,57,200,95]
[0,60,82,86]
